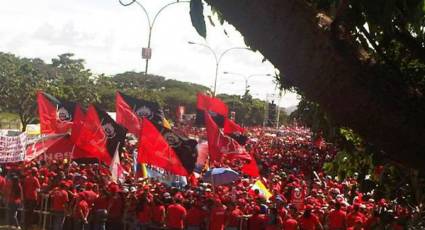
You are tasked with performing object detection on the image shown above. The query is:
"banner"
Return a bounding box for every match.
[0,133,27,163]
[26,134,79,162]
[291,188,305,211]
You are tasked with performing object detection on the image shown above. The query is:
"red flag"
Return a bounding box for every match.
[74,105,127,165]
[116,91,169,135]
[205,112,250,162]
[138,118,196,176]
[224,118,248,145]
[70,105,85,143]
[26,134,87,162]
[37,92,77,134]
[115,92,140,135]
[196,93,228,127]
[241,152,260,177]
[224,118,244,134]
[197,93,228,115]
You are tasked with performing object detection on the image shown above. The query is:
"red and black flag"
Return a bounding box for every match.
[224,118,248,146]
[138,118,198,176]
[73,105,127,165]
[37,91,84,134]
[116,91,169,135]
[196,93,228,127]
[205,111,250,162]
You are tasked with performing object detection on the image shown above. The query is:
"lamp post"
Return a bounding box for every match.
[119,0,189,75]
[188,41,252,96]
[222,71,272,95]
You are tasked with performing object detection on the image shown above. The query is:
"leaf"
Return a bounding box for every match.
[190,0,207,38]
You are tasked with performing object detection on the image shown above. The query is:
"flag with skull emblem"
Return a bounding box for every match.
[224,118,248,146]
[138,118,198,176]
[73,105,127,165]
[116,91,170,135]
[37,91,84,134]
[205,112,250,162]
[195,93,228,127]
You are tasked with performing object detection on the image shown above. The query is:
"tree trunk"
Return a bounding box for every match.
[204,0,425,169]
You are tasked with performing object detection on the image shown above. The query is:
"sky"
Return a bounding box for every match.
[0,0,300,108]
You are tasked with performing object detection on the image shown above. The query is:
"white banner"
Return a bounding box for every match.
[0,133,27,163]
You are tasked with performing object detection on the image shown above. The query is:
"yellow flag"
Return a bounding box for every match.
[251,180,273,200]
[141,163,148,178]
[162,118,171,129]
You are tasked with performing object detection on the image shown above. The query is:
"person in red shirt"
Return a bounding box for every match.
[327,202,346,230]
[298,205,323,230]
[166,198,187,230]
[80,182,98,207]
[23,167,41,229]
[136,194,152,230]
[50,182,69,230]
[73,194,90,230]
[185,201,207,230]
[283,217,299,230]
[152,198,166,228]
[5,174,23,229]
[248,206,267,230]
[347,205,366,227]
[210,199,227,230]
[225,202,243,230]
[364,210,380,229]
[93,189,109,230]
[107,190,124,230]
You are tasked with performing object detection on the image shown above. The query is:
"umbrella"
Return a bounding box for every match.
[203,168,239,185]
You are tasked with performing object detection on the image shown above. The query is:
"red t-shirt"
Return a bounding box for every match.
[186,207,207,226]
[283,218,298,230]
[347,211,365,227]
[0,176,6,194]
[226,208,243,227]
[93,196,109,210]
[108,196,124,219]
[299,214,321,230]
[166,203,187,229]
[248,214,267,230]
[51,189,69,212]
[24,175,40,201]
[210,206,227,230]
[328,209,346,229]
[152,205,166,224]
[80,190,98,207]
[4,180,22,204]
[137,205,152,224]
[73,200,89,220]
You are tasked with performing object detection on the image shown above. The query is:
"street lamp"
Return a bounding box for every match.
[119,0,189,75]
[222,71,272,94]
[187,41,252,96]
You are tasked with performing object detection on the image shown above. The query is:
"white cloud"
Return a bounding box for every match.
[0,0,299,108]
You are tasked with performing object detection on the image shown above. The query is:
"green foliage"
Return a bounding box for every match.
[190,0,207,38]
[0,52,271,128]
[0,52,46,130]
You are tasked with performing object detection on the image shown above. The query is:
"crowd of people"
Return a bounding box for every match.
[0,125,417,230]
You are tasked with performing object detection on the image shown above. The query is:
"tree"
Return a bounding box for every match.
[0,52,46,131]
[49,53,97,105]
[199,0,425,169]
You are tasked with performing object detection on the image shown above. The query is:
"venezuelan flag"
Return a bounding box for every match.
[251,180,273,200]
